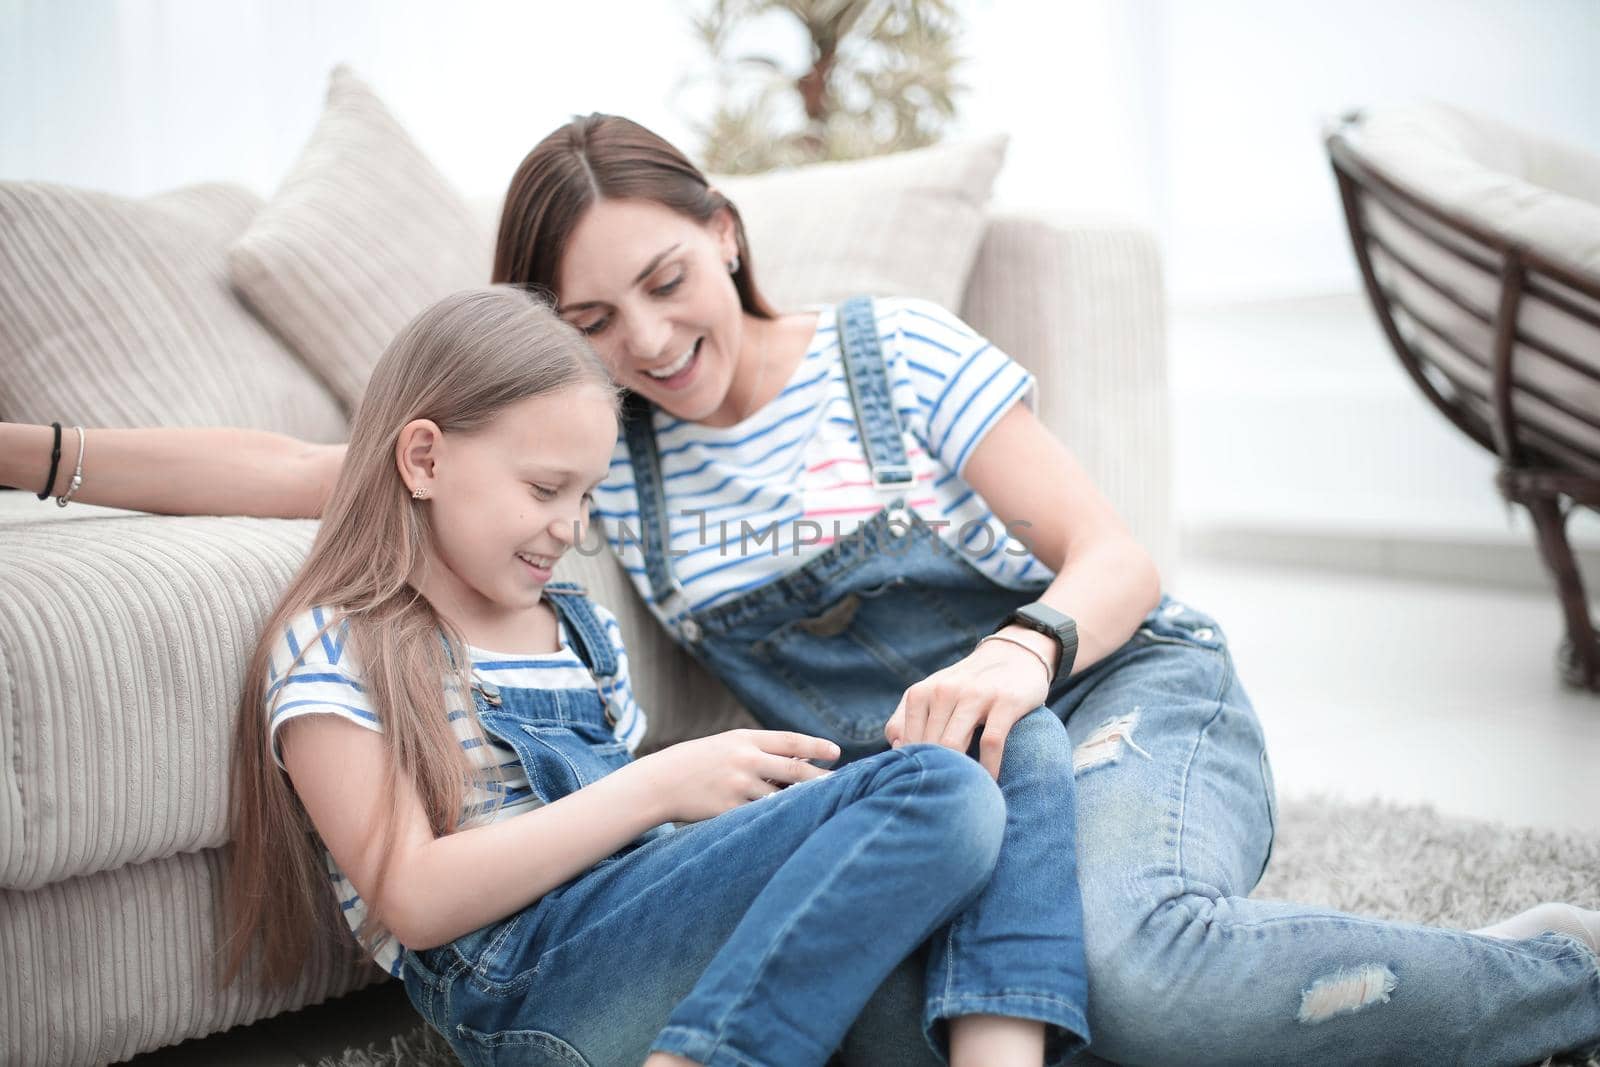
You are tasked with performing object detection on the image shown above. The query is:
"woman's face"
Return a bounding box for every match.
[554,197,746,423]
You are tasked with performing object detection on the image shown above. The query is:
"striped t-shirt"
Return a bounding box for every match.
[263,602,647,976]
[595,297,1051,619]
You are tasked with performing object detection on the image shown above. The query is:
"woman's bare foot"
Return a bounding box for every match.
[949,1013,1045,1067]
[1473,901,1600,954]
[642,1054,700,1067]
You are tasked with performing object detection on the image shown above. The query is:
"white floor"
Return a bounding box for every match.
[1172,553,1600,837]
[1167,292,1600,837]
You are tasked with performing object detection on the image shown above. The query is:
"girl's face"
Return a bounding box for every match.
[554,197,746,424]
[419,383,617,618]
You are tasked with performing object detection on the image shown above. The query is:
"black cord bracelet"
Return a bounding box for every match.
[38,422,62,501]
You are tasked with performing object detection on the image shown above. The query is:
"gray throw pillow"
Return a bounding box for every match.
[0,181,347,440]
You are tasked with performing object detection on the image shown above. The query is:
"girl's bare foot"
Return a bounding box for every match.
[949,1013,1045,1067]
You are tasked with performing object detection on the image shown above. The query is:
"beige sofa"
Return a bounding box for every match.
[0,69,1170,1065]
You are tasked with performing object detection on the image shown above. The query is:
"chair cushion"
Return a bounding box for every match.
[1354,101,1600,278]
[228,65,492,409]
[1349,103,1600,470]
[0,182,347,440]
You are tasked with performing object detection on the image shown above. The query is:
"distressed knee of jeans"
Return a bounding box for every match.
[1073,709,1151,774]
[1296,964,1398,1024]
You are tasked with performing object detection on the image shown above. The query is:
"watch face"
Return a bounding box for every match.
[1018,603,1072,633]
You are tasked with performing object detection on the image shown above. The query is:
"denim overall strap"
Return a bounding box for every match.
[836,295,914,500]
[621,391,692,626]
[542,583,617,678]
[541,583,630,730]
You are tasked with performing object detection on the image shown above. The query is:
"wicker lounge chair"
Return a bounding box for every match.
[1328,102,1600,690]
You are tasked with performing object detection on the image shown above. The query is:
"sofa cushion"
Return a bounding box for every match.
[0,182,347,440]
[0,502,319,890]
[228,66,493,409]
[0,847,379,1065]
[713,135,1008,312]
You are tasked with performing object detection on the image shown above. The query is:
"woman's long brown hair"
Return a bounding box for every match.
[493,113,776,322]
[223,286,615,987]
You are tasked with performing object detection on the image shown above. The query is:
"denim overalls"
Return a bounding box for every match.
[618,296,1092,1062]
[400,586,672,1049]
[396,585,1089,1067]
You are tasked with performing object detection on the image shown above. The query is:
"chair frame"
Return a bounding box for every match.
[1328,112,1600,691]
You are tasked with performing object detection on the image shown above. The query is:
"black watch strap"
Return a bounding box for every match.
[999,602,1078,679]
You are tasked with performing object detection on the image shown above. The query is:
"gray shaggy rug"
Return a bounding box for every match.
[309,795,1600,1067]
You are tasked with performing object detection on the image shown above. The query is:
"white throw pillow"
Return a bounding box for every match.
[713,135,1008,313]
[228,66,492,409]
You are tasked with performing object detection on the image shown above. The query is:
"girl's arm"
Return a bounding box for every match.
[0,422,343,518]
[283,714,837,949]
[280,713,672,950]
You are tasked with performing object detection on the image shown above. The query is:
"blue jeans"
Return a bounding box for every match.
[402,714,1088,1067]
[839,599,1600,1066]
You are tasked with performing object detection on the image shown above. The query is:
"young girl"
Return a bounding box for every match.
[221,286,1091,1067]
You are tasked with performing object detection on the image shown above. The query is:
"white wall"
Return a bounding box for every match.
[0,0,703,204]
[6,0,1597,303]
[962,0,1600,303]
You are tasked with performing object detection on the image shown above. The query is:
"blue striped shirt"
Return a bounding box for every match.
[595,298,1051,617]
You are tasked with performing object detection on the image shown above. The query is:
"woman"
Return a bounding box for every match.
[5,114,1598,1065]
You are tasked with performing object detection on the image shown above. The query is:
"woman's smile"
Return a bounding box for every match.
[639,336,705,390]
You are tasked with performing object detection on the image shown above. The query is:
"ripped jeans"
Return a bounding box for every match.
[838,598,1600,1066]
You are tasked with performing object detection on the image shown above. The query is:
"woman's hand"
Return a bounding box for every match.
[883,631,1054,780]
[631,729,840,825]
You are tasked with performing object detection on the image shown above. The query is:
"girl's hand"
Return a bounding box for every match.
[632,729,841,824]
[883,632,1053,780]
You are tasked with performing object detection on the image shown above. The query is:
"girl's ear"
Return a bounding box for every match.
[396,419,445,496]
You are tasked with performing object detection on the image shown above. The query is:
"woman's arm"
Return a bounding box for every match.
[885,402,1161,775]
[0,422,344,518]
[963,401,1162,676]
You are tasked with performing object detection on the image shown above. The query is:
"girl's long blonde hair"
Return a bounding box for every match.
[224,286,615,986]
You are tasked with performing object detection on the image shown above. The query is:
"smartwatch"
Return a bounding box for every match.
[997,602,1078,680]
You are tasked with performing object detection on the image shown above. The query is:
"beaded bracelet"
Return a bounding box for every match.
[37,422,62,500]
[55,426,85,507]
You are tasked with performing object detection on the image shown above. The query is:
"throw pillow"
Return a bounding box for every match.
[712,135,1008,313]
[228,66,492,409]
[0,181,348,440]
